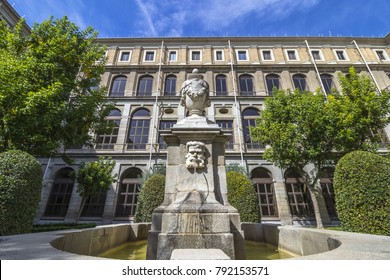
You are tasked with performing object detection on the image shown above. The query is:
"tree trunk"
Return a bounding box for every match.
[75,196,86,223]
[308,182,324,229]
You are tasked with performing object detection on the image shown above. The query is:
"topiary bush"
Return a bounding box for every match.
[226,171,260,223]
[134,174,165,223]
[334,151,390,235]
[0,150,43,235]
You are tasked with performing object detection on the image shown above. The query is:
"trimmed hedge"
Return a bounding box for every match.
[334,151,390,235]
[0,150,43,235]
[226,171,260,223]
[134,174,165,223]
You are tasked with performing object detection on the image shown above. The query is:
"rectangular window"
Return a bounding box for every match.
[215,50,224,61]
[119,51,131,62]
[311,50,321,60]
[237,50,248,61]
[144,51,155,61]
[216,120,234,150]
[375,50,387,60]
[159,120,176,149]
[286,50,297,60]
[335,50,346,60]
[169,51,177,61]
[191,50,201,61]
[262,50,273,60]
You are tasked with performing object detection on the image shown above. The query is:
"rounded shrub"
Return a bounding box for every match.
[134,174,165,223]
[226,171,260,223]
[334,151,390,235]
[0,150,43,235]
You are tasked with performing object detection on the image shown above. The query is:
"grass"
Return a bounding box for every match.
[31,223,96,233]
[324,226,343,231]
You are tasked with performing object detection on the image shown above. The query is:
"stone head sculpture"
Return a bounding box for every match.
[180,69,211,117]
[185,141,206,170]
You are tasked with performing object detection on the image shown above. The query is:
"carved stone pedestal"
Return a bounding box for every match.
[146,69,245,260]
[146,116,245,260]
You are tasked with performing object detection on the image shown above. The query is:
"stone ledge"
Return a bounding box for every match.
[170,249,230,260]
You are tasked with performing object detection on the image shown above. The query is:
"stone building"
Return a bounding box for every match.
[33,35,390,226]
[0,0,30,35]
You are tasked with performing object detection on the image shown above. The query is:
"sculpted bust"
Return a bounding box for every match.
[180,69,211,117]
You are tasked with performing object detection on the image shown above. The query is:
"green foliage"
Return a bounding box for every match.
[31,223,96,233]
[252,67,390,172]
[226,163,248,175]
[226,171,260,223]
[334,151,390,235]
[141,164,166,186]
[0,150,42,235]
[0,17,113,156]
[75,157,117,198]
[252,89,337,170]
[134,174,165,223]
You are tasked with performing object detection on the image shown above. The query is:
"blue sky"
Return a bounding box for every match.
[10,0,390,38]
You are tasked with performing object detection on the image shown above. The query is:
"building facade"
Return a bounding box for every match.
[0,0,30,35]
[28,35,390,225]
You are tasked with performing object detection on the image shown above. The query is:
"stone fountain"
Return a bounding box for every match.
[146,69,245,260]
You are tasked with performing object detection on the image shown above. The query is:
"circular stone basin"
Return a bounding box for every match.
[98,240,293,260]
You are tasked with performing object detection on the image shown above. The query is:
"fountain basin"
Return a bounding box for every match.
[31,222,390,260]
[2,222,390,260]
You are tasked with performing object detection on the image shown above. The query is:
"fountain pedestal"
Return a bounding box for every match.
[147,116,245,260]
[146,70,245,260]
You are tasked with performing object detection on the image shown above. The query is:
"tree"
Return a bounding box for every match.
[74,157,117,221]
[0,17,113,157]
[251,67,390,228]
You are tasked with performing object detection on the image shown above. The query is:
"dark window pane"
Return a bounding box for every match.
[266,74,280,95]
[239,75,254,95]
[137,76,153,96]
[110,76,127,96]
[165,76,177,96]
[215,75,227,96]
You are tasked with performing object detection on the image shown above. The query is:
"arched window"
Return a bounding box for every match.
[251,167,278,217]
[265,74,280,96]
[137,75,153,96]
[44,168,75,217]
[239,74,254,96]
[164,75,177,96]
[96,109,121,150]
[320,74,334,94]
[110,76,127,97]
[292,74,307,92]
[115,168,142,218]
[127,108,150,150]
[215,74,228,96]
[242,108,262,150]
[285,168,314,217]
[320,168,337,219]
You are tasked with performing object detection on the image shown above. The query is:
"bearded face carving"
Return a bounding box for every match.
[185,141,205,170]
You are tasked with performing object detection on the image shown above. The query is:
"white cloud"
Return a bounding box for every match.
[130,0,320,36]
[13,0,88,29]
[12,0,321,37]
[193,0,321,32]
[134,0,158,37]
